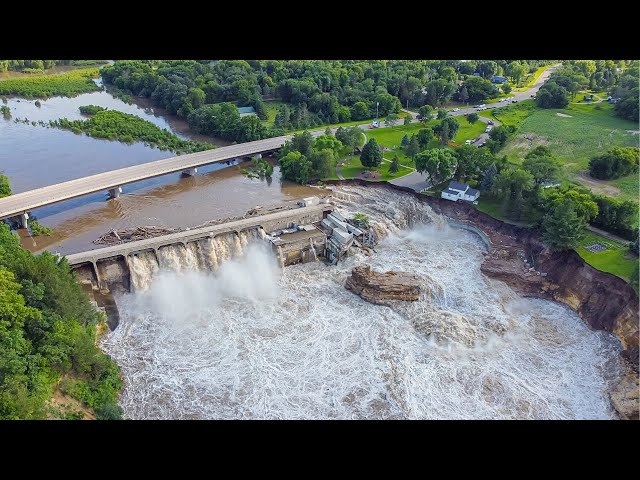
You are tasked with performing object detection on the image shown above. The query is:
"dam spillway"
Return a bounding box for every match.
[95,185,622,420]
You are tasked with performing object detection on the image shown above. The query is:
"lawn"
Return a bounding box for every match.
[473,195,538,227]
[576,231,637,282]
[332,155,413,182]
[366,116,485,148]
[501,101,639,202]
[479,100,537,128]
[263,100,287,127]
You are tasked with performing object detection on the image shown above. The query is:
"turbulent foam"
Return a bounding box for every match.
[101,186,621,419]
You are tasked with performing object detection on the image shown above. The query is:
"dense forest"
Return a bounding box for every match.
[0,223,122,419]
[51,107,214,154]
[0,68,101,97]
[101,60,550,138]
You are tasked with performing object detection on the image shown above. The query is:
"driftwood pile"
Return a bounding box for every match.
[93,226,181,245]
[92,204,299,246]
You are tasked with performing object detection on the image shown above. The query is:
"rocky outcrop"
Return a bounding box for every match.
[610,374,640,420]
[345,265,421,305]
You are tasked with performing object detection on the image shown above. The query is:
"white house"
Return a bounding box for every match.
[441,181,480,202]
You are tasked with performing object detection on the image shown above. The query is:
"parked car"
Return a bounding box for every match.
[465,139,472,145]
[452,107,461,112]
[488,120,495,125]
[479,141,486,147]
[511,100,518,104]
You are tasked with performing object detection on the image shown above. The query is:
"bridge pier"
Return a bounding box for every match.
[11,212,29,229]
[181,168,198,177]
[253,153,262,160]
[108,187,122,199]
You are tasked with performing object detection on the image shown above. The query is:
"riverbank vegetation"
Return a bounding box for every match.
[0,68,101,98]
[0,60,107,73]
[100,60,552,135]
[0,224,123,419]
[50,107,213,154]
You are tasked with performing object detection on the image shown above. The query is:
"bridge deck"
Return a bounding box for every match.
[65,204,332,265]
[0,134,293,220]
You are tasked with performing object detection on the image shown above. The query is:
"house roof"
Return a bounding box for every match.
[238,106,256,114]
[448,181,469,192]
[442,188,459,195]
[465,187,480,197]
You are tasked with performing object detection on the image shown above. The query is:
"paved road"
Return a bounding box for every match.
[1,65,558,220]
[390,66,558,192]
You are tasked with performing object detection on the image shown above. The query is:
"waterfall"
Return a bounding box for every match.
[128,228,267,292]
[310,239,318,262]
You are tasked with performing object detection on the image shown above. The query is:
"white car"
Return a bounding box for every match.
[452,108,461,112]
[465,139,472,145]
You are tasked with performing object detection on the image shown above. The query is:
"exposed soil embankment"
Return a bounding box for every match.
[326,180,639,368]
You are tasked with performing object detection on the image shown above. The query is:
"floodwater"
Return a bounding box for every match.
[0,81,323,255]
[102,186,621,419]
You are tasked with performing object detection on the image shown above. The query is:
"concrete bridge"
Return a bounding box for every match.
[0,134,298,228]
[68,204,333,292]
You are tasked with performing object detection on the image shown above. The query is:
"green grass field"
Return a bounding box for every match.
[479,100,537,128]
[329,154,413,182]
[576,231,637,281]
[501,101,639,202]
[366,116,485,148]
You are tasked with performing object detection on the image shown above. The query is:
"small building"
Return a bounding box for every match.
[440,181,480,202]
[491,76,507,84]
[238,106,256,116]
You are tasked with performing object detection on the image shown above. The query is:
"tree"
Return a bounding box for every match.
[523,146,561,184]
[480,163,497,191]
[542,199,586,251]
[291,130,314,157]
[400,134,410,147]
[187,87,205,109]
[487,125,514,152]
[404,115,412,125]
[417,128,434,149]
[309,149,335,179]
[313,134,343,155]
[352,101,370,120]
[390,155,400,173]
[0,174,10,198]
[414,148,457,186]
[455,144,482,179]
[385,113,399,126]
[614,87,639,122]
[588,147,639,180]
[507,62,528,84]
[406,135,420,159]
[360,138,383,169]
[466,112,479,124]
[501,83,512,94]
[463,76,499,102]
[458,85,469,104]
[417,105,433,124]
[544,189,599,223]
[536,81,569,108]
[437,109,448,120]
[279,151,311,184]
[491,167,535,220]
[434,117,459,145]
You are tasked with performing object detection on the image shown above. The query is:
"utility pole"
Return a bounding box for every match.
[376,101,379,122]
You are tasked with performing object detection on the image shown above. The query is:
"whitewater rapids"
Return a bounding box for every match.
[101,186,620,419]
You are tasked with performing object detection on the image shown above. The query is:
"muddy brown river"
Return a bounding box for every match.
[0,81,323,255]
